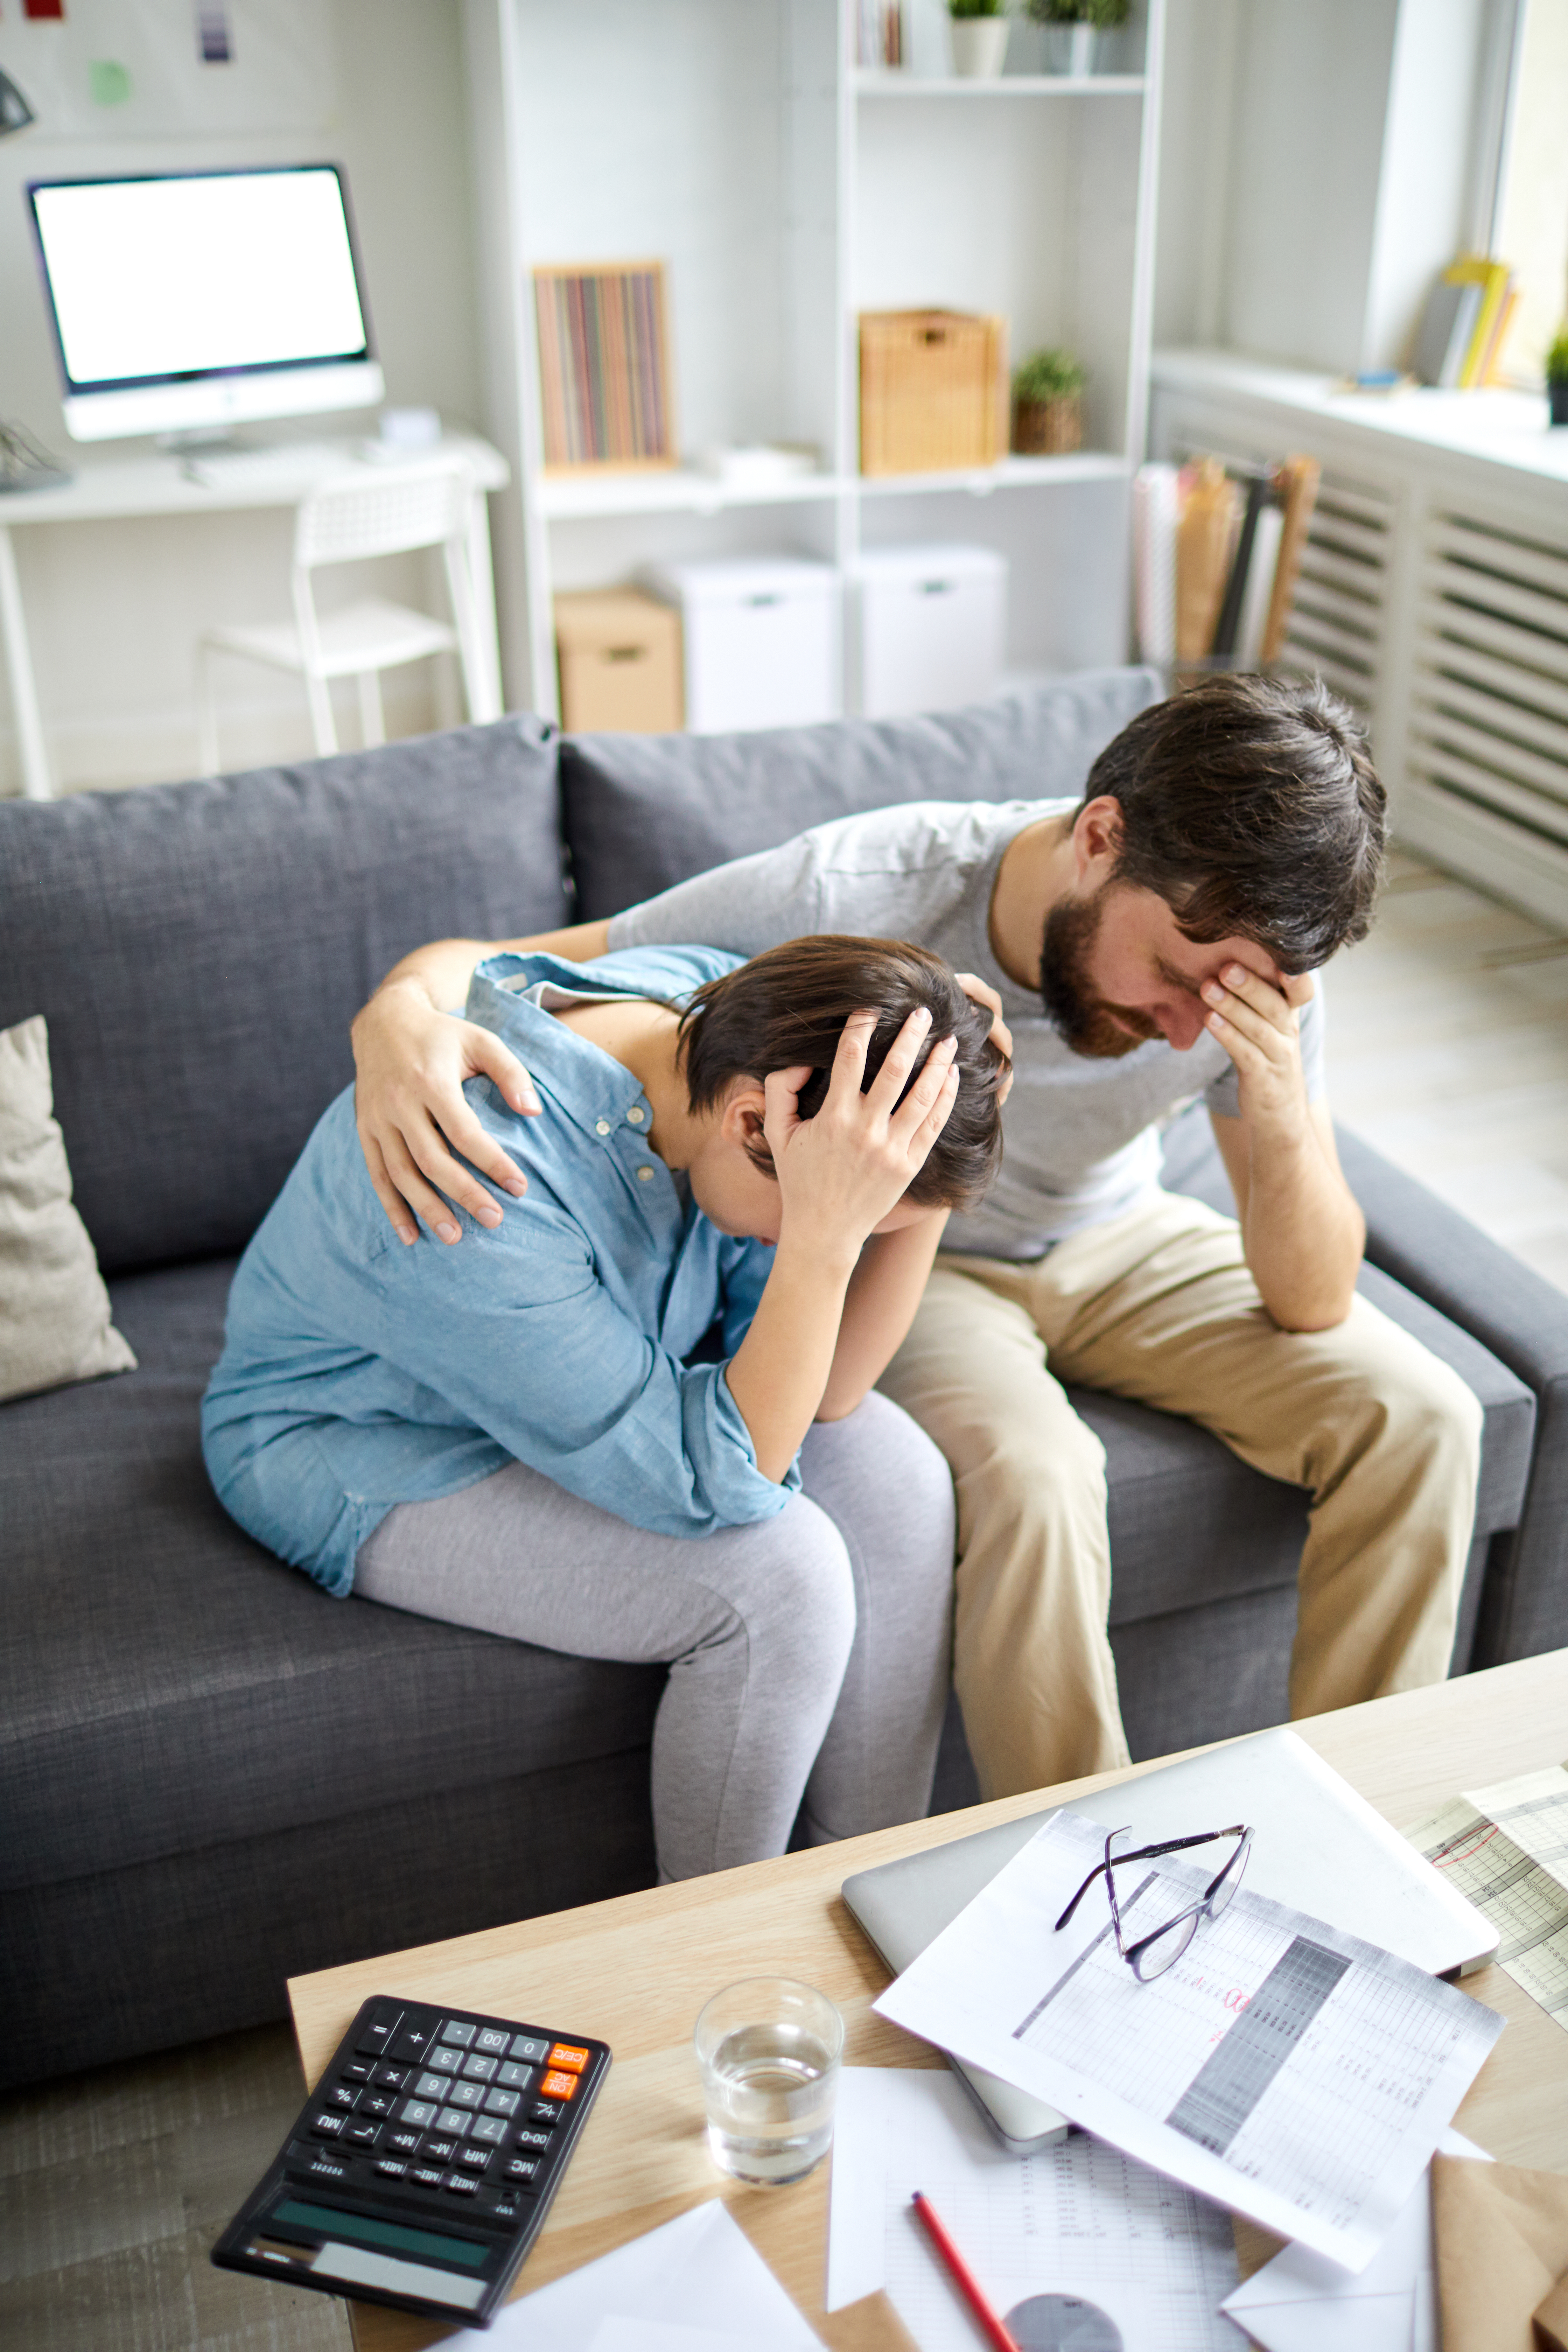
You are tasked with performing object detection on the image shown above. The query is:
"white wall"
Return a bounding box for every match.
[1153,0,1494,377]
[0,0,482,794]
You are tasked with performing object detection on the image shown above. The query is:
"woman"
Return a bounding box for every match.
[203,935,1006,1881]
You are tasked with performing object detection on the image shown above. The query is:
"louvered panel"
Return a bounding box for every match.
[1409,703,1568,808]
[1428,514,1568,604]
[1413,666,1568,761]
[1416,593,1568,693]
[1412,742,1568,852]
[1296,544,1383,606]
[1427,562,1568,645]
[1287,601,1381,670]
[1275,474,1392,722]
[1302,511,1389,568]
[1279,638,1374,706]
[1415,607,1568,719]
[1409,505,1568,884]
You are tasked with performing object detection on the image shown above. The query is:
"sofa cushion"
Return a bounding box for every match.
[0,718,568,1275]
[0,1015,136,1404]
[562,668,1162,918]
[0,1256,663,1894]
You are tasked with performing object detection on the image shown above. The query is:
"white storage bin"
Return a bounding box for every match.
[640,556,841,735]
[853,542,1008,718]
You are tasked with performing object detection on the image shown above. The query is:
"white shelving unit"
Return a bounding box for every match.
[463,0,1166,722]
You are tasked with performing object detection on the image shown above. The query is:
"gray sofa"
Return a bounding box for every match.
[3,670,1565,2093]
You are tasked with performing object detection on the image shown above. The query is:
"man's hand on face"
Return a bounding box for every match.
[1200,963,1316,1136]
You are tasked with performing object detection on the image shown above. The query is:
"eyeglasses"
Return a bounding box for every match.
[1054,1822,1252,1982]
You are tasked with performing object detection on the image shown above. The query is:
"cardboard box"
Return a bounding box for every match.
[554,588,683,733]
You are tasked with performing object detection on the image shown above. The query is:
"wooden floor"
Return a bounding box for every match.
[4,850,1564,2351]
[0,2024,349,2352]
[1328,849,1568,1298]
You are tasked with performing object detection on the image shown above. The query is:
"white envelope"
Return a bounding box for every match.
[1221,2129,1492,2352]
[447,2198,820,2351]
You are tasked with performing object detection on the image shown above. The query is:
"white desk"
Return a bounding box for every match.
[0,431,510,800]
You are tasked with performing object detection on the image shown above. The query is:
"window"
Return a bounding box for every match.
[1494,0,1568,384]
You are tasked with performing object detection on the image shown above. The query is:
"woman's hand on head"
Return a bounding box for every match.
[762,1008,959,1264]
[351,979,540,1246]
[953,971,1014,1103]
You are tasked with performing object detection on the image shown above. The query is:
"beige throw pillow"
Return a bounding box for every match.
[0,1013,136,1405]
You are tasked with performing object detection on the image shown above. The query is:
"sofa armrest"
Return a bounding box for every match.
[1333,1127,1568,1665]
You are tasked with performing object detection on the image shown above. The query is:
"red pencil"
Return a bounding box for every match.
[911,2190,1023,2352]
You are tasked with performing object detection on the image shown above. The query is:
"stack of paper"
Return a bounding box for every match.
[829,2065,1238,2350]
[1222,2128,1490,2352]
[446,2199,821,2352]
[1403,1760,1568,2033]
[873,1811,1503,2271]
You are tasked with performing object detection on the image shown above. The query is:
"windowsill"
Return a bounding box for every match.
[1152,348,1568,489]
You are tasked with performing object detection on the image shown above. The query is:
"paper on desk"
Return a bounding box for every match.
[1219,2127,1490,2352]
[828,2065,1237,2350]
[874,1811,1503,2273]
[448,2198,820,2351]
[1404,1797,1568,2030]
[1403,1761,1568,2032]
[1466,1761,1568,1886]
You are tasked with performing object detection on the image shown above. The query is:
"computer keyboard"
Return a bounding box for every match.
[181,440,362,488]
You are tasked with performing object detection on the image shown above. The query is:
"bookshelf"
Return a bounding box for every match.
[462,0,1166,722]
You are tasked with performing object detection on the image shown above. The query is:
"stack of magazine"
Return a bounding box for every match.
[1134,454,1320,672]
[532,262,674,473]
[1411,256,1518,389]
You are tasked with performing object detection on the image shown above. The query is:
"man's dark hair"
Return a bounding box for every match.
[677,936,1007,1211]
[1081,674,1386,970]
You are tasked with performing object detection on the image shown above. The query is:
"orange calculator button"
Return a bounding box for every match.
[540,2068,580,2100]
[547,2044,590,2074]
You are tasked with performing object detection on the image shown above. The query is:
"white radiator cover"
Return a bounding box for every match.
[1150,360,1568,934]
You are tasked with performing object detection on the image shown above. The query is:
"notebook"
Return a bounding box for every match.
[842,1726,1498,2155]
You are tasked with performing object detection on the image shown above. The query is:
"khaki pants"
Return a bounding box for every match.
[879,1189,1483,1800]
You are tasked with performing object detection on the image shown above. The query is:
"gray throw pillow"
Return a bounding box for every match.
[0,1014,136,1404]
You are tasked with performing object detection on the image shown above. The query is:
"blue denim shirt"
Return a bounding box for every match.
[202,946,794,1596]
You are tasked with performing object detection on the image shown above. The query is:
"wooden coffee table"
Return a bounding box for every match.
[289,1650,1568,2348]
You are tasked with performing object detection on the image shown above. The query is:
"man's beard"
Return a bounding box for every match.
[1039,887,1162,1059]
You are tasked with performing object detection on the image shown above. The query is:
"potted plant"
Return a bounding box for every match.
[1026,0,1129,78]
[1548,328,1568,428]
[948,0,1010,78]
[1013,347,1085,454]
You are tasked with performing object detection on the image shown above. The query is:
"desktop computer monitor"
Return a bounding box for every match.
[27,163,384,442]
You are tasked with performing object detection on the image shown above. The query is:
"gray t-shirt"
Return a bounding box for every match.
[607,799,1326,1261]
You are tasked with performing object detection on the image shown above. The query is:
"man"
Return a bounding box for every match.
[349,674,1482,1799]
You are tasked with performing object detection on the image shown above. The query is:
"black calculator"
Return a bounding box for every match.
[212,1995,610,2328]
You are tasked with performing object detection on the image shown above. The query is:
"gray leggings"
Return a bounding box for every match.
[355,1392,955,1882]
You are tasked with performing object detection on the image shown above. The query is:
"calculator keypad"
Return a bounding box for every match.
[217,1997,609,2329]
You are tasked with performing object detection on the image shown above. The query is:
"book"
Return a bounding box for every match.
[533,263,675,472]
[1237,500,1285,668]
[1209,468,1271,663]
[1133,463,1179,666]
[1479,281,1520,385]
[1443,256,1512,389]
[1412,276,1483,387]
[1175,458,1240,662]
[1258,455,1321,667]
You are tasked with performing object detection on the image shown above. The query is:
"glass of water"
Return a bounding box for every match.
[693,1976,844,2186]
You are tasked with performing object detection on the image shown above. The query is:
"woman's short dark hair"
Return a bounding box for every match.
[677,936,1007,1211]
[1083,674,1386,970]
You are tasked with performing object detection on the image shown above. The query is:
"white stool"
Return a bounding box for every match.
[197,456,493,770]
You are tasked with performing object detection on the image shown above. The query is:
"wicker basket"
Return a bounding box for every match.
[859,310,1008,477]
[1013,392,1083,456]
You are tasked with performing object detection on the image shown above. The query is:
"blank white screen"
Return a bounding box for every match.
[33,170,368,388]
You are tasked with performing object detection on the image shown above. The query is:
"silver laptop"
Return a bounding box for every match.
[842,1725,1498,2155]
